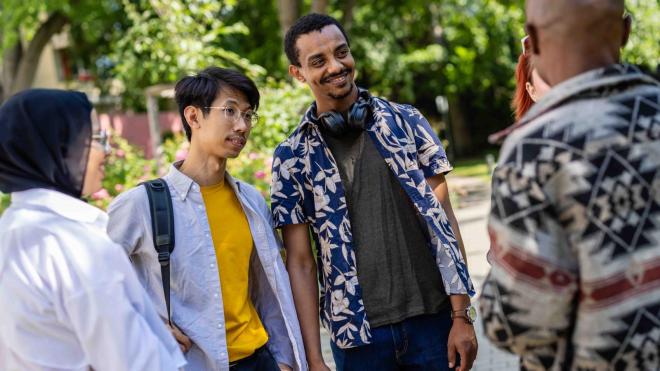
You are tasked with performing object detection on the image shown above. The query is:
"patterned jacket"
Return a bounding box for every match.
[481,64,660,370]
[271,91,474,348]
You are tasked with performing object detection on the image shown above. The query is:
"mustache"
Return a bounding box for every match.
[322,68,352,84]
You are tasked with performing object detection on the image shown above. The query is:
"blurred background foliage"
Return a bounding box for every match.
[0,0,657,212]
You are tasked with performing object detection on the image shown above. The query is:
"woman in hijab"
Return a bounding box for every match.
[0,89,186,371]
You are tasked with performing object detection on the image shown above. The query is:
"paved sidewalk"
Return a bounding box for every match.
[454,201,519,371]
[318,194,519,370]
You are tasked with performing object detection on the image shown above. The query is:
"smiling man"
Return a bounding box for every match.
[271,14,477,371]
[107,67,306,371]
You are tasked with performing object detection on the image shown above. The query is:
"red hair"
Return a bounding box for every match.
[511,52,535,121]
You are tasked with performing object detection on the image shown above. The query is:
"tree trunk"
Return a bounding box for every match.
[1,42,22,102]
[277,0,300,36]
[448,95,472,157]
[9,11,68,96]
[341,0,358,31]
[311,0,328,14]
[1,33,22,102]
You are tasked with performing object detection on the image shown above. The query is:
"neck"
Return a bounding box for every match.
[178,144,226,186]
[316,84,359,114]
[543,46,619,86]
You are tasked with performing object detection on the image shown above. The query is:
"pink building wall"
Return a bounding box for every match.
[100,111,183,158]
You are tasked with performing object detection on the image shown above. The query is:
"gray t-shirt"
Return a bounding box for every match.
[322,128,448,328]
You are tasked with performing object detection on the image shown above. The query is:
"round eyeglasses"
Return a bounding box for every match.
[92,129,111,154]
[205,106,259,126]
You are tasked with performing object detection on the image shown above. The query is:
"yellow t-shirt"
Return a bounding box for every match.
[201,180,268,362]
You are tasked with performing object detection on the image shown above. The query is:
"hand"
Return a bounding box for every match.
[278,363,293,371]
[167,323,193,353]
[447,319,478,371]
[308,359,331,371]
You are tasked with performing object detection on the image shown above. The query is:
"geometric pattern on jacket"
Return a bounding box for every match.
[480,64,660,370]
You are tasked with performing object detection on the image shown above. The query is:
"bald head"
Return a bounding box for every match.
[525,0,630,86]
[526,0,624,28]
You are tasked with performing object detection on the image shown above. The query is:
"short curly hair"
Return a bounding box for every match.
[284,13,350,67]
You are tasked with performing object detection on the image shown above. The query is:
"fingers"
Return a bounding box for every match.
[168,323,193,353]
[448,339,457,369]
[458,344,468,371]
[458,338,477,371]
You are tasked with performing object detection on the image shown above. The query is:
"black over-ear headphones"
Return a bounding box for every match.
[318,89,372,137]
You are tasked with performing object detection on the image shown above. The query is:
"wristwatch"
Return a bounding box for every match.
[451,305,477,324]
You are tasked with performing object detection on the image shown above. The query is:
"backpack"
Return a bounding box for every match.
[142,178,175,325]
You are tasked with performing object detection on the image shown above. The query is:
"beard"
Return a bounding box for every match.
[321,68,354,100]
[327,82,354,100]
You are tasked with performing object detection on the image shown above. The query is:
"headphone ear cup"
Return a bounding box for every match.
[347,101,370,131]
[319,111,346,136]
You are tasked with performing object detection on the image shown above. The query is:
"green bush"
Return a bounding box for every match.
[87,133,160,210]
[250,80,311,151]
[0,193,9,215]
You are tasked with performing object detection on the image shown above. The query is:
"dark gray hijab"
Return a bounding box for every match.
[0,89,93,198]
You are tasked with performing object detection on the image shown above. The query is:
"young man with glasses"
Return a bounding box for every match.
[107,67,306,371]
[271,14,477,371]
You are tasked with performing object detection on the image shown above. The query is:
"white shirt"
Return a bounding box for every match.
[0,188,187,371]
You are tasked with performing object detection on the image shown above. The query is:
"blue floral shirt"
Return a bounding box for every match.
[271,93,475,348]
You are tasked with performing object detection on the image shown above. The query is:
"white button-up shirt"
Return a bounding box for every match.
[0,189,186,371]
[107,164,307,371]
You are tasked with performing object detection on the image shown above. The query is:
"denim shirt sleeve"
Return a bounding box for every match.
[406,106,453,177]
[271,141,309,228]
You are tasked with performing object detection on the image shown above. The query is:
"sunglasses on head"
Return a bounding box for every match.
[521,35,531,55]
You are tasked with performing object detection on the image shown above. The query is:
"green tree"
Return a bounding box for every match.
[109,0,266,110]
[623,0,660,71]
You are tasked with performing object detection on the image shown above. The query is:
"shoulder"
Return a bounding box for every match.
[1,208,126,284]
[108,184,149,215]
[1,207,70,244]
[274,126,308,158]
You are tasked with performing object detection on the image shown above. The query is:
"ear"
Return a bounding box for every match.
[184,106,201,129]
[525,81,537,102]
[289,65,306,83]
[621,14,632,48]
[525,23,541,55]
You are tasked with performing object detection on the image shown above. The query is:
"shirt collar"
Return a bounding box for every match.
[521,64,658,126]
[163,161,242,201]
[10,188,108,227]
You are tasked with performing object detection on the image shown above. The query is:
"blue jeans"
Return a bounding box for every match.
[229,345,279,371]
[330,309,455,371]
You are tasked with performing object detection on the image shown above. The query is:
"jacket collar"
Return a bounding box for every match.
[520,64,658,127]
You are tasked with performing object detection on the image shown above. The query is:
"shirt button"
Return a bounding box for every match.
[198,205,203,210]
[214,293,219,298]
[217,323,223,329]
[210,263,215,268]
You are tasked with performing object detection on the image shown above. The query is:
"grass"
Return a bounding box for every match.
[450,156,493,182]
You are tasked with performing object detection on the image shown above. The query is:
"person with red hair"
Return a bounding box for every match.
[489,36,551,144]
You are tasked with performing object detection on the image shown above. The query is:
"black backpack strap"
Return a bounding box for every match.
[142,178,175,326]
